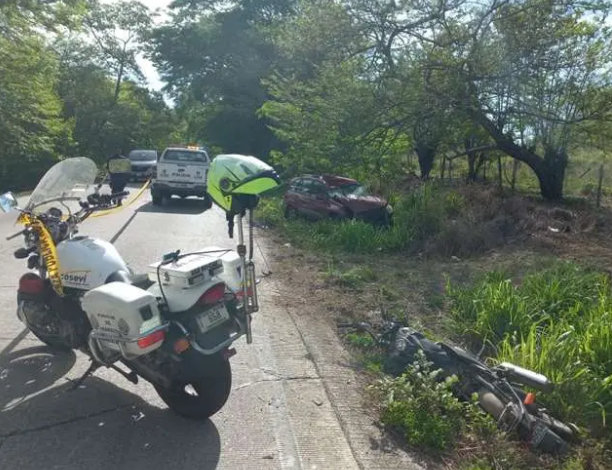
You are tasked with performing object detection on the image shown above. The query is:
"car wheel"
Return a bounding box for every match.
[381,211,392,228]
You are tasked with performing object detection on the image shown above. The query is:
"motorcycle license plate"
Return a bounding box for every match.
[196,305,230,333]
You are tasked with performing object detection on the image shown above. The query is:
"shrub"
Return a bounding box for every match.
[372,350,469,452]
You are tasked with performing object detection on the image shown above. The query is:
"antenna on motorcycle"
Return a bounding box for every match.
[228,195,259,344]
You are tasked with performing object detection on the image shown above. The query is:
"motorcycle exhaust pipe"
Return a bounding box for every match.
[497,362,553,393]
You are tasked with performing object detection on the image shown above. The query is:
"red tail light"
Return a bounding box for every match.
[19,273,45,294]
[137,329,165,349]
[198,283,226,306]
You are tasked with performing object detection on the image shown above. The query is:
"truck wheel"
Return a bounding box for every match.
[151,192,163,206]
[203,194,213,209]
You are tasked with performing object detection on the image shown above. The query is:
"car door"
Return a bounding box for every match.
[293,179,313,218]
[309,180,332,219]
[285,178,303,210]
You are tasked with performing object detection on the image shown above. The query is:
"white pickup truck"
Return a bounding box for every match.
[150,146,212,206]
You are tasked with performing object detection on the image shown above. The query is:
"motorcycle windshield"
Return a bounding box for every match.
[25,157,99,213]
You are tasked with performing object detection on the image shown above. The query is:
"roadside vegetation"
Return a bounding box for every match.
[256,185,612,469]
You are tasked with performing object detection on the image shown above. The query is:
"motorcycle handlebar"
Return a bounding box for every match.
[87,190,129,206]
[6,229,26,241]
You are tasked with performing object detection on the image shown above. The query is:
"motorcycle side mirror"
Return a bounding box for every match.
[0,191,18,213]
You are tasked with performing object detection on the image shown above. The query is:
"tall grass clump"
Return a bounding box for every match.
[447,261,612,439]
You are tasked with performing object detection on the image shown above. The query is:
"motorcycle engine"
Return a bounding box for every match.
[21,293,91,349]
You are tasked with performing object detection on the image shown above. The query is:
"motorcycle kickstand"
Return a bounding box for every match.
[108,363,139,385]
[67,359,101,391]
[67,360,139,391]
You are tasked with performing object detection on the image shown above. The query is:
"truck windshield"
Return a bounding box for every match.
[163,150,209,163]
[129,150,157,161]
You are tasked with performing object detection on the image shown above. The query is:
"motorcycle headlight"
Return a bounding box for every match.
[386,204,393,214]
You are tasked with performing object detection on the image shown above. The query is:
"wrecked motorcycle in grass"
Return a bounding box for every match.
[0,155,280,419]
[338,320,578,455]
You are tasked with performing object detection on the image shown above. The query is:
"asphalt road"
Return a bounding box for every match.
[0,186,363,470]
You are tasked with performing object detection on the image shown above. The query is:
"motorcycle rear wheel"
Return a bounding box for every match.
[154,359,232,420]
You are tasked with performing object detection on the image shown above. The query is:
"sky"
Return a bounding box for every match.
[109,0,173,92]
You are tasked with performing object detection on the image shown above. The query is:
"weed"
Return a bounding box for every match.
[256,197,286,227]
[372,350,470,452]
[448,260,612,440]
[345,331,375,349]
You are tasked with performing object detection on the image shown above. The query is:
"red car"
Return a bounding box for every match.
[283,175,393,226]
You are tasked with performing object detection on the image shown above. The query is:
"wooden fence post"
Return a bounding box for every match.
[441,156,446,181]
[511,159,519,192]
[596,163,604,208]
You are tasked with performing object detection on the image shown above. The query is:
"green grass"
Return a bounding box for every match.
[324,262,377,288]
[447,261,612,439]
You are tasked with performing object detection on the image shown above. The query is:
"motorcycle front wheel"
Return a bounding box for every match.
[154,359,232,420]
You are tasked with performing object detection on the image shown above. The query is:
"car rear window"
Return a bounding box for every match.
[162,150,209,163]
[128,150,157,161]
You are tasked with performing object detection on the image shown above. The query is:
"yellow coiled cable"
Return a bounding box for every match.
[20,214,64,297]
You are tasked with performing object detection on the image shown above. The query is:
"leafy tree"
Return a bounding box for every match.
[346,0,612,199]
[148,0,295,156]
[260,1,413,187]
[429,0,612,199]
[56,38,183,163]
[0,0,77,189]
[83,0,152,101]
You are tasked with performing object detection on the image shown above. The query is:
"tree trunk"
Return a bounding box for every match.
[415,144,436,179]
[537,146,568,201]
[114,60,125,102]
[511,160,519,192]
[596,163,604,208]
[467,108,568,201]
[465,137,478,182]
[467,154,476,182]
[441,156,446,180]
